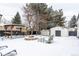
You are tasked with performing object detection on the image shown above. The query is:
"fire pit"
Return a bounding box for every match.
[24,35,38,40]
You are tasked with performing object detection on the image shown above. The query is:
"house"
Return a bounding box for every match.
[4,24,27,35]
[0,23,5,31]
[0,24,27,36]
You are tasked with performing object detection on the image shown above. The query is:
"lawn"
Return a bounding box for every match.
[0,36,79,56]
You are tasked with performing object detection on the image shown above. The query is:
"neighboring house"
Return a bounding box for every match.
[4,24,25,31]
[0,24,27,36]
[0,23,5,31]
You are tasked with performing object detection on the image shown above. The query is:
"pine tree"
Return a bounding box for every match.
[12,12,21,24]
[77,14,79,21]
[47,9,65,29]
[69,15,77,28]
[76,14,79,27]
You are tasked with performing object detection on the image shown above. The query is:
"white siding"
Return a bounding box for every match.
[50,27,68,37]
[41,30,49,36]
[61,28,68,37]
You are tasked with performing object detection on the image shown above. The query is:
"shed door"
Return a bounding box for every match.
[69,31,77,36]
[55,30,61,36]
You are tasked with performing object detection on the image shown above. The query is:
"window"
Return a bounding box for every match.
[69,31,77,36]
[55,30,61,36]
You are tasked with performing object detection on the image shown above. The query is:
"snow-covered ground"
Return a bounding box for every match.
[0,36,79,56]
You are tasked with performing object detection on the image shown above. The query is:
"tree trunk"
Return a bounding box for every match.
[30,28,33,35]
[11,29,12,38]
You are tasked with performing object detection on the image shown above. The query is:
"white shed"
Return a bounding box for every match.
[41,29,50,36]
[50,26,68,37]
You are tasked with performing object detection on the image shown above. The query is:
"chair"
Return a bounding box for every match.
[0,46,8,50]
[38,35,54,44]
[0,46,17,56]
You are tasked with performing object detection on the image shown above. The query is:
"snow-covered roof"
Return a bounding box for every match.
[68,28,77,31]
[50,26,67,30]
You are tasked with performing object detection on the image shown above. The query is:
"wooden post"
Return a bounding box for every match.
[10,25,14,38]
[4,25,8,38]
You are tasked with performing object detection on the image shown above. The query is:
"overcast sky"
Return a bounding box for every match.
[0,3,25,22]
[53,3,79,21]
[0,3,79,24]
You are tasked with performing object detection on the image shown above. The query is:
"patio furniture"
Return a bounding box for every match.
[38,35,54,44]
[46,35,54,43]
[0,48,17,56]
[0,46,8,50]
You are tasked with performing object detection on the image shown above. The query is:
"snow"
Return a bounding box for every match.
[0,36,79,56]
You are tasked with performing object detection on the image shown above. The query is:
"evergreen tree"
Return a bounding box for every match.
[69,15,77,28]
[47,9,65,29]
[77,14,79,21]
[12,12,21,24]
[76,14,79,27]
